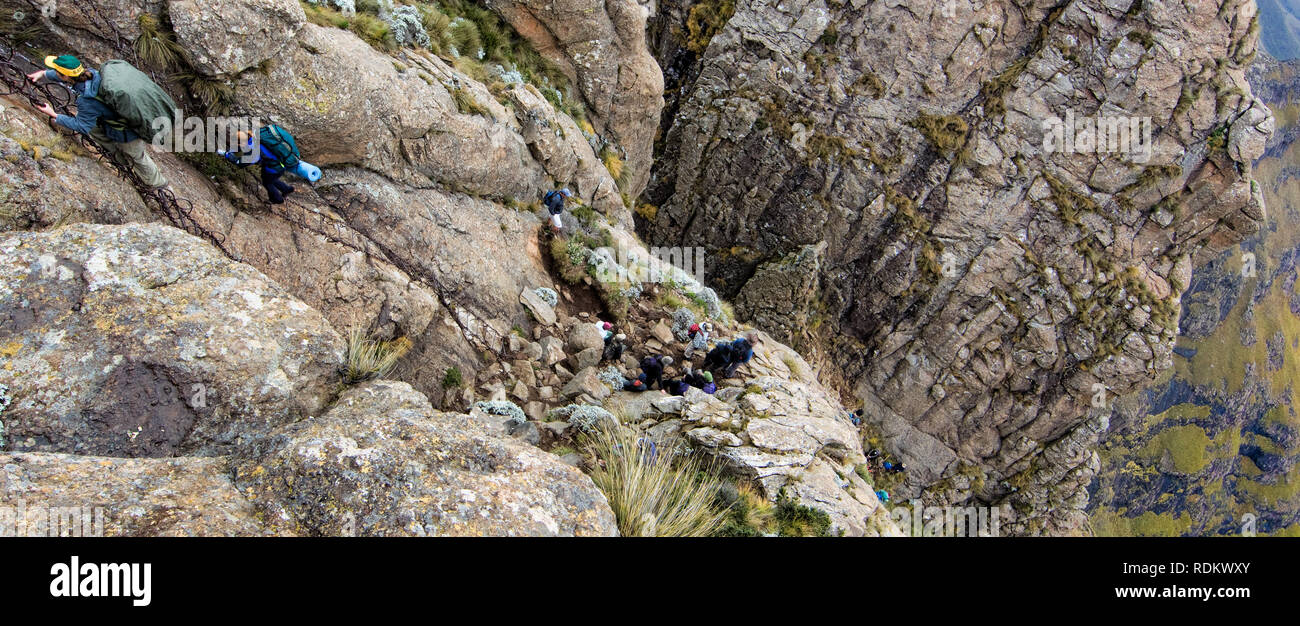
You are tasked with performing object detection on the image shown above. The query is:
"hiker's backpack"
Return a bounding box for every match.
[94,60,179,143]
[543,190,564,214]
[258,124,301,170]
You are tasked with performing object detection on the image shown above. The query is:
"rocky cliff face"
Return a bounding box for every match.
[644,0,1273,533]
[1088,52,1300,536]
[0,0,1277,536]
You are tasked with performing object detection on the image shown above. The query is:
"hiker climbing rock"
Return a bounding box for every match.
[543,187,572,232]
[622,376,648,392]
[221,124,307,204]
[661,377,690,396]
[602,333,627,363]
[26,55,171,189]
[722,332,759,379]
[684,321,713,360]
[638,354,672,390]
[702,341,733,374]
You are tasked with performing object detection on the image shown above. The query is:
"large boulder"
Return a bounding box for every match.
[486,0,665,195]
[167,0,306,77]
[0,452,275,536]
[639,353,896,535]
[566,320,607,353]
[0,223,345,457]
[231,380,618,536]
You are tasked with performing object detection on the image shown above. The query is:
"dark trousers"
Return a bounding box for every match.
[261,169,294,203]
[643,371,662,390]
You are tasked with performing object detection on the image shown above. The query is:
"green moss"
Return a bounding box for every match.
[1125,29,1155,49]
[1142,423,1213,475]
[805,133,859,164]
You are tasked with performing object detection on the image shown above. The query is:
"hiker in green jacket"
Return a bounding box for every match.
[26,55,168,189]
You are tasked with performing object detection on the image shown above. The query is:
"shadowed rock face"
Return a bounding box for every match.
[0,223,347,457]
[645,0,1272,532]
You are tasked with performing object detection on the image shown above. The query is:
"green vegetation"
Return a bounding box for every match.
[299,1,580,122]
[849,71,885,98]
[599,146,625,187]
[172,71,235,115]
[549,235,591,285]
[584,428,730,537]
[135,14,188,70]
[450,86,491,117]
[908,112,968,156]
[714,484,836,536]
[441,366,463,389]
[685,0,736,54]
[344,330,412,383]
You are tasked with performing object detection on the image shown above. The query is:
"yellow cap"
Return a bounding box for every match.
[44,55,85,77]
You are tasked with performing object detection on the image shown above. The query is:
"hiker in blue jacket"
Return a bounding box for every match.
[722,332,760,379]
[221,129,296,204]
[543,187,572,231]
[26,55,167,188]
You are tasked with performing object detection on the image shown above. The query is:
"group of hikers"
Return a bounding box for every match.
[609,321,762,396]
[25,54,310,204]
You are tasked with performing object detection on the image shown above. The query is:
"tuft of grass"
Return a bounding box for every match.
[135,14,188,71]
[584,428,730,537]
[714,483,777,536]
[571,203,598,228]
[782,355,805,378]
[634,203,658,221]
[600,146,625,185]
[352,11,395,51]
[549,236,590,285]
[451,86,491,117]
[450,18,483,58]
[420,6,456,55]
[173,71,235,115]
[442,366,464,389]
[685,0,737,54]
[774,493,835,536]
[908,112,969,157]
[344,330,412,384]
